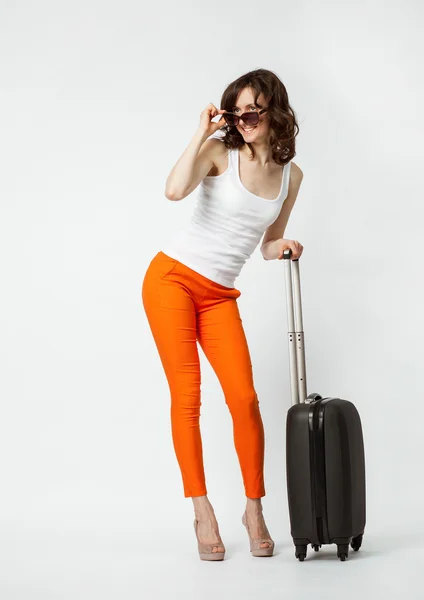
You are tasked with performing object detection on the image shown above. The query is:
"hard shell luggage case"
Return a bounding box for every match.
[283,249,366,561]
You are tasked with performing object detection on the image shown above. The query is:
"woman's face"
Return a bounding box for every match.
[232,87,269,143]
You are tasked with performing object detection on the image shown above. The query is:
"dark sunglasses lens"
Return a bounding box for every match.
[242,112,259,126]
[224,113,238,126]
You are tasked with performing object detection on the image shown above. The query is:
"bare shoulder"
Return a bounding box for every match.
[290,161,303,180]
[288,161,303,191]
[207,136,229,154]
[201,137,228,159]
[203,137,230,176]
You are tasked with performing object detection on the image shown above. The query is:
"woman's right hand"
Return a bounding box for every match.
[198,103,227,138]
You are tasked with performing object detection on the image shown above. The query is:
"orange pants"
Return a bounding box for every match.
[141,251,265,498]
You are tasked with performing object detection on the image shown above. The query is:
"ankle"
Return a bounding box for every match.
[192,495,216,521]
[245,497,263,513]
[192,494,212,509]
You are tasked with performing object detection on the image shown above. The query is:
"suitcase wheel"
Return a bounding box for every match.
[351,534,363,552]
[295,545,307,561]
[337,544,349,561]
[312,544,321,552]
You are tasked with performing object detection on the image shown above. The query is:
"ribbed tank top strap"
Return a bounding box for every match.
[229,147,238,184]
[229,146,236,169]
[281,160,292,199]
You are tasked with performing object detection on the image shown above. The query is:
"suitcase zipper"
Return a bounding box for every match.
[308,398,332,545]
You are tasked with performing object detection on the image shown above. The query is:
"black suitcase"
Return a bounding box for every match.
[283,249,366,561]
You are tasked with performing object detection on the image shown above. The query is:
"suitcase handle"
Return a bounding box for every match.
[282,249,308,405]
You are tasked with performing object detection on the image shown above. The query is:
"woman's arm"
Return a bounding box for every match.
[165,134,227,201]
[260,162,304,260]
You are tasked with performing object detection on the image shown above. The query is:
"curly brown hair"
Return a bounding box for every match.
[217,68,299,166]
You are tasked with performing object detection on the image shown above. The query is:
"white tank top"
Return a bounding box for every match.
[160,146,292,288]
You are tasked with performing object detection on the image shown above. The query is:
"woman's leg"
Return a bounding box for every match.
[197,292,273,549]
[142,255,207,498]
[196,295,266,499]
[142,254,225,554]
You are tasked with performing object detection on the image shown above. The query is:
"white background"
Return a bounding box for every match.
[1,0,423,598]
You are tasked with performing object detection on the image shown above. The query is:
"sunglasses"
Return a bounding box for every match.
[223,108,267,127]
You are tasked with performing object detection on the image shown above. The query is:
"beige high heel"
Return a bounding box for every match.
[193,518,226,561]
[242,511,275,557]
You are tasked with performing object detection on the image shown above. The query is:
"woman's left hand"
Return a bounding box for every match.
[276,238,304,260]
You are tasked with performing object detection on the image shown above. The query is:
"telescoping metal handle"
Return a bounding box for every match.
[282,249,307,405]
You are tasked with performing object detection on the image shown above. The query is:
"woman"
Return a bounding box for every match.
[142,68,304,561]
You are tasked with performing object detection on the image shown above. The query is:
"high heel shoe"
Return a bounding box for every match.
[193,518,226,561]
[242,511,275,557]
